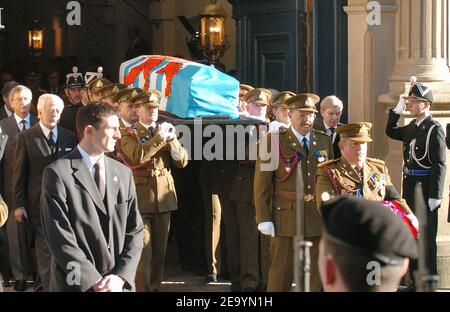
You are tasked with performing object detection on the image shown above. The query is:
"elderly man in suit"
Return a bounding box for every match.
[1,81,19,121]
[0,85,38,291]
[13,94,77,291]
[120,90,188,292]
[40,102,144,292]
[313,95,344,159]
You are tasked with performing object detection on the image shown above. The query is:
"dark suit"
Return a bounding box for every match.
[313,118,342,159]
[40,148,144,292]
[13,124,77,291]
[0,106,10,121]
[0,114,38,282]
[386,110,446,276]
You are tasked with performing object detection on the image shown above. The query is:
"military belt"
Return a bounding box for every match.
[274,189,314,202]
[402,167,432,177]
[133,168,169,177]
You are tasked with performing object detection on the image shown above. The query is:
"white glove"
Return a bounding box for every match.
[159,122,176,140]
[258,222,275,237]
[428,198,441,212]
[94,274,124,292]
[406,214,419,232]
[393,96,406,114]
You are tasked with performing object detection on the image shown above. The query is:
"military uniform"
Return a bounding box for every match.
[316,122,412,213]
[313,119,342,159]
[386,82,445,278]
[316,157,411,214]
[59,67,85,135]
[119,90,188,292]
[254,93,333,292]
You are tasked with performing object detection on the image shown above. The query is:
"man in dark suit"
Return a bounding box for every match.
[0,85,38,291]
[13,94,77,291]
[40,102,143,292]
[0,81,19,121]
[386,79,446,290]
[313,95,344,159]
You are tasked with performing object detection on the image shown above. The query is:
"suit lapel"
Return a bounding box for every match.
[32,125,53,156]
[340,158,361,183]
[105,157,120,218]
[71,148,107,215]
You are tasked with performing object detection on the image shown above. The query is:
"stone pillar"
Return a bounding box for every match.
[378,0,450,288]
[344,0,397,158]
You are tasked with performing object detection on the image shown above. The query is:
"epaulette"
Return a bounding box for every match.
[312,129,329,137]
[366,157,385,165]
[277,126,288,134]
[313,129,327,136]
[317,158,339,168]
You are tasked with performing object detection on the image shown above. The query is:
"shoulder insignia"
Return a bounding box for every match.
[366,157,385,165]
[312,129,329,138]
[317,158,339,168]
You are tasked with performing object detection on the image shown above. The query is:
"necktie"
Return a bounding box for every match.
[48,131,56,154]
[148,126,155,136]
[94,161,106,200]
[19,120,26,132]
[329,127,335,143]
[302,137,309,155]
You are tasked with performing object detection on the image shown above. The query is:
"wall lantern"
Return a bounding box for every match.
[28,20,43,56]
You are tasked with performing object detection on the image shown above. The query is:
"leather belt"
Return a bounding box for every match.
[133,168,169,177]
[274,189,314,202]
[402,167,431,177]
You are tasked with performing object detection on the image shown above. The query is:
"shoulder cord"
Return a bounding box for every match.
[409,124,436,169]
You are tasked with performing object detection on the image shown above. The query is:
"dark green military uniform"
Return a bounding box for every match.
[254,93,333,292]
[119,90,188,292]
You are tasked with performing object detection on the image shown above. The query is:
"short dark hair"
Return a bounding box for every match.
[76,102,117,140]
[322,236,404,292]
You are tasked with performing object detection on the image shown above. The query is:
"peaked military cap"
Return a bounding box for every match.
[243,88,272,106]
[336,122,373,143]
[272,91,296,107]
[98,83,126,99]
[131,90,161,108]
[408,78,433,104]
[239,84,254,92]
[285,93,319,112]
[113,87,144,103]
[86,78,112,93]
[84,67,104,86]
[65,66,84,89]
[321,196,418,265]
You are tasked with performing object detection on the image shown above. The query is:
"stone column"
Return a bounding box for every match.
[379,0,450,288]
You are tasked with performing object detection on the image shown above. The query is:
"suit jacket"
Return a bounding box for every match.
[0,114,38,207]
[315,157,412,214]
[0,132,7,161]
[40,148,144,292]
[313,118,342,159]
[0,106,9,121]
[0,193,7,227]
[119,122,188,214]
[254,127,333,237]
[386,110,446,200]
[13,124,77,225]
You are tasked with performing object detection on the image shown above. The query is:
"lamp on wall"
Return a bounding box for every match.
[28,20,44,57]
[199,0,229,68]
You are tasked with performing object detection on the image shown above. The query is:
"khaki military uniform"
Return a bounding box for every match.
[315,157,412,214]
[119,121,188,291]
[254,126,333,292]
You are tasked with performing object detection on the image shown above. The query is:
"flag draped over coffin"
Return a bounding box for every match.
[119,55,239,119]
